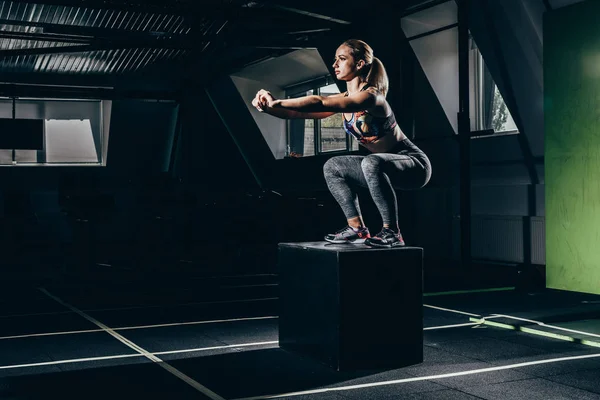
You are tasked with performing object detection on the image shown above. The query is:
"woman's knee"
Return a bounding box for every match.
[360,155,383,175]
[323,156,346,177]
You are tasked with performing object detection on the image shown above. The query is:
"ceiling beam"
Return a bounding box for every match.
[0,70,114,86]
[0,44,93,58]
[234,16,345,32]
[0,44,186,58]
[0,68,182,98]
[0,81,178,100]
[0,30,195,49]
[0,6,348,47]
[264,4,352,24]
[1,0,305,20]
[228,25,352,49]
[0,18,190,39]
[0,30,89,44]
[401,0,453,17]
[0,0,198,16]
[259,0,403,25]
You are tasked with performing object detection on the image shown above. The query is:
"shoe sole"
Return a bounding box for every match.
[324,237,367,244]
[365,241,406,248]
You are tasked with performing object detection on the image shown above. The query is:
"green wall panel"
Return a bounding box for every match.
[545,0,600,294]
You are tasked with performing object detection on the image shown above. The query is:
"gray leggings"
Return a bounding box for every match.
[323,141,431,226]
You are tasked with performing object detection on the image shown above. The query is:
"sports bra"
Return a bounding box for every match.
[342,85,397,144]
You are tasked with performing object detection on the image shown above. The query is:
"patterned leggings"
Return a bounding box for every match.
[323,141,431,226]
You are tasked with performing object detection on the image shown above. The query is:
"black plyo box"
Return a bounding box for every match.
[278,241,423,371]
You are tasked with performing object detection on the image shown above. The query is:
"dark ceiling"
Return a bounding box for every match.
[0,0,432,97]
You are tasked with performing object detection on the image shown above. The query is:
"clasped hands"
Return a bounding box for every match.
[251,89,279,112]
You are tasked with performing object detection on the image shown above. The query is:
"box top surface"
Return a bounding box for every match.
[278,241,423,252]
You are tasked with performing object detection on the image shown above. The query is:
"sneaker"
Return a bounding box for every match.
[365,228,405,248]
[324,225,371,244]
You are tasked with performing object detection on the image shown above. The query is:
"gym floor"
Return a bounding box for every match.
[1,274,600,400]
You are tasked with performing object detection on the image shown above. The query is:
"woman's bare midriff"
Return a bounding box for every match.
[361,125,407,154]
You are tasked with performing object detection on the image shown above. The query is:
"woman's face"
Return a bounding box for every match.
[333,45,363,81]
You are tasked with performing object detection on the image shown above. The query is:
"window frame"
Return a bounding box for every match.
[284,77,359,157]
[471,41,519,138]
[0,97,105,166]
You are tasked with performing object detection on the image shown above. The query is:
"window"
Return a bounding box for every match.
[0,98,104,166]
[286,80,359,157]
[471,40,518,135]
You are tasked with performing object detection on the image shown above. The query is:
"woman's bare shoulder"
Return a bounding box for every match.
[364,87,389,114]
[365,86,383,97]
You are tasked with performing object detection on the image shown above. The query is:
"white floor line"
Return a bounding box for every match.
[116,316,278,331]
[484,314,600,339]
[0,328,105,340]
[230,352,600,400]
[0,321,483,371]
[0,316,279,341]
[153,341,279,356]
[423,304,481,317]
[39,288,226,400]
[0,353,144,370]
[423,322,479,330]
[0,315,475,342]
[0,341,280,371]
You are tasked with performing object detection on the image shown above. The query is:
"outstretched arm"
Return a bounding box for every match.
[262,108,337,119]
[271,90,378,113]
[252,89,336,119]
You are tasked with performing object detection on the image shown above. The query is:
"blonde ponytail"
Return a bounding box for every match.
[366,56,389,97]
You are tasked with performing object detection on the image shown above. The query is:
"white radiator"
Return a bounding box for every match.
[531,217,545,265]
[471,216,524,263]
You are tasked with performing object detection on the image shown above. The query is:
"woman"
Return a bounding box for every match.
[252,39,431,248]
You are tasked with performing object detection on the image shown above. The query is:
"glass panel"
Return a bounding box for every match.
[0,99,103,165]
[46,120,99,163]
[0,150,39,165]
[319,83,346,153]
[320,83,341,95]
[288,90,313,157]
[409,27,459,133]
[15,150,37,163]
[320,114,346,152]
[302,118,315,157]
[471,44,518,135]
[0,150,11,164]
[492,85,518,133]
[287,82,360,155]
